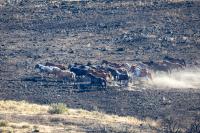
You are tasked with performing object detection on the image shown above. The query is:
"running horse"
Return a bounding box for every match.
[45,62,66,70]
[142,61,171,73]
[68,65,89,77]
[35,64,60,76]
[116,69,130,86]
[87,73,107,88]
[130,65,152,80]
[52,68,76,83]
[88,68,113,81]
[163,56,186,67]
[161,60,184,70]
[101,60,126,68]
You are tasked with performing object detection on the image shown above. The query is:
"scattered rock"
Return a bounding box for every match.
[116,48,125,52]
[68,48,74,54]
[33,55,42,60]
[100,47,107,51]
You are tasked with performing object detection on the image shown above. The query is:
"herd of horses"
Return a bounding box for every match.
[34,56,186,88]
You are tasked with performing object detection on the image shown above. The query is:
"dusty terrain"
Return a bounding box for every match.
[0,0,200,132]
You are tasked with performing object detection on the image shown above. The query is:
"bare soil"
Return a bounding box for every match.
[0,0,200,131]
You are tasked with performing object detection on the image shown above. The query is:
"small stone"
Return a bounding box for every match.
[116,48,125,51]
[68,49,74,53]
[100,47,107,51]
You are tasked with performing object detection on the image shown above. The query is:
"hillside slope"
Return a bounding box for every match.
[0,0,200,132]
[0,100,158,133]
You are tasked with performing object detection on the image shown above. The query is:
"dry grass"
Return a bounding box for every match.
[0,100,159,132]
[0,100,49,114]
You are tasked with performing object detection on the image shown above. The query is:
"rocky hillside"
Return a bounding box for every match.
[0,0,200,132]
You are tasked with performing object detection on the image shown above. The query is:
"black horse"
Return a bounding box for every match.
[116,70,129,86]
[87,73,107,88]
[69,66,89,77]
[105,66,119,80]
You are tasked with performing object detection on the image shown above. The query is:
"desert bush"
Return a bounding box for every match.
[186,117,200,133]
[0,129,12,133]
[161,117,182,133]
[21,124,30,129]
[48,103,68,114]
[0,120,8,127]
[50,117,65,123]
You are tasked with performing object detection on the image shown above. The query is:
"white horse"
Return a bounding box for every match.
[129,65,152,84]
[34,64,61,85]
[35,64,61,76]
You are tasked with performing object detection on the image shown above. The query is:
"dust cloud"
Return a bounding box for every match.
[148,67,200,89]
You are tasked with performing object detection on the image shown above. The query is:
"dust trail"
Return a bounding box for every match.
[148,67,200,89]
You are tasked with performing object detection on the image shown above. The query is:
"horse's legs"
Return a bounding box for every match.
[130,76,133,83]
[40,73,44,86]
[168,68,172,74]
[124,80,127,86]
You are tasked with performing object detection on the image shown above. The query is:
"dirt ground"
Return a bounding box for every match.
[0,0,200,132]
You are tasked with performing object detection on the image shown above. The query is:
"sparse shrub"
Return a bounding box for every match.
[32,125,39,132]
[21,125,30,128]
[0,129,12,133]
[50,117,64,123]
[186,117,200,133]
[48,103,68,114]
[93,106,98,111]
[0,120,8,127]
[162,117,182,133]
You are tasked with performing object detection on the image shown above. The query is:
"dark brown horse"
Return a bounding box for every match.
[163,56,186,67]
[88,68,113,81]
[142,61,171,73]
[87,73,107,88]
[101,60,126,69]
[162,60,184,70]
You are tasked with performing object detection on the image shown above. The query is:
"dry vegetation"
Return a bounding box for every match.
[0,100,159,133]
[0,0,200,132]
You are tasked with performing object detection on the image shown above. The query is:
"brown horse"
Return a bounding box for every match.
[88,68,113,81]
[53,68,76,83]
[101,60,125,69]
[45,62,66,70]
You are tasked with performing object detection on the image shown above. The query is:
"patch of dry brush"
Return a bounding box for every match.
[0,100,159,133]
